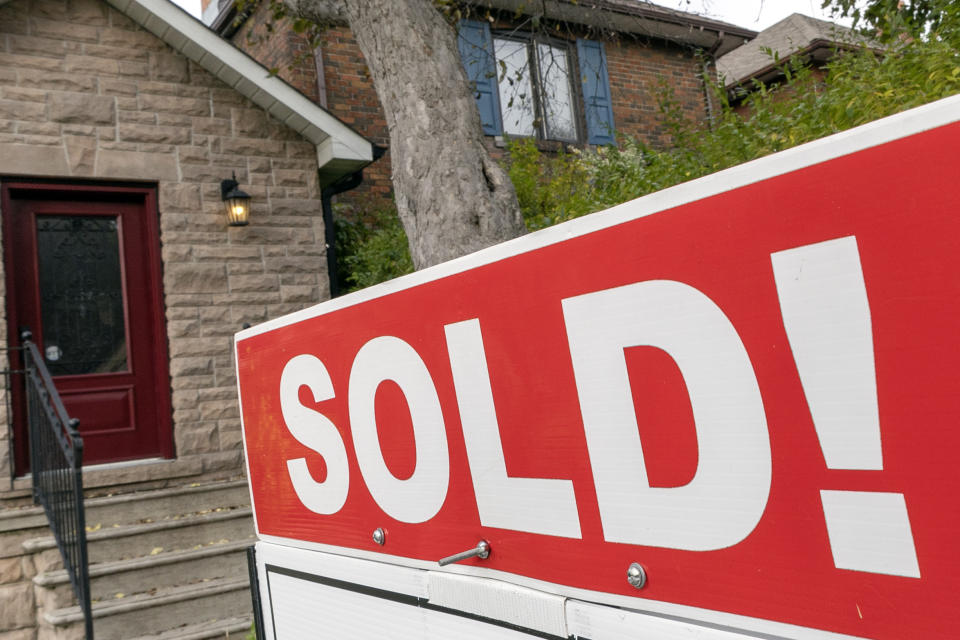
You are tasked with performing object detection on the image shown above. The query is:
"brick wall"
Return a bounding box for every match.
[606,36,710,148]
[318,27,391,207]
[0,0,331,508]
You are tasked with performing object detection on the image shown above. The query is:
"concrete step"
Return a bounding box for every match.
[34,540,252,610]
[43,577,252,640]
[82,480,251,528]
[23,507,254,566]
[131,615,253,640]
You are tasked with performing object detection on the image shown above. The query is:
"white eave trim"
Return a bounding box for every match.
[103,0,373,172]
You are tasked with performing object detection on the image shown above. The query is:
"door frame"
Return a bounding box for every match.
[1,179,173,474]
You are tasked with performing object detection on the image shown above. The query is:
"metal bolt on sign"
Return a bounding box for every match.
[372,528,386,545]
[627,563,647,589]
[438,540,490,566]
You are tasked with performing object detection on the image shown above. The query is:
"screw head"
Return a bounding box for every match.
[626,562,647,589]
[372,528,385,545]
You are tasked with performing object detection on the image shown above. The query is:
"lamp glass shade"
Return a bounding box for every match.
[224,191,250,226]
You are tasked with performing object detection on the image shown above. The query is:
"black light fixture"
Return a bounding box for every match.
[221,172,251,226]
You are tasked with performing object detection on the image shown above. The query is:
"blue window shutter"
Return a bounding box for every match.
[457,20,502,136]
[576,39,615,145]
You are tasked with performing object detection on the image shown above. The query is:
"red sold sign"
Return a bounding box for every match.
[237,100,960,639]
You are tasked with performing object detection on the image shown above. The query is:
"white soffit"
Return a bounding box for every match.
[102,0,374,174]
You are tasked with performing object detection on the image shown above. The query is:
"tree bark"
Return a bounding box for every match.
[334,0,526,269]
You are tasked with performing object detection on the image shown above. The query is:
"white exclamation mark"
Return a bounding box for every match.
[772,236,920,578]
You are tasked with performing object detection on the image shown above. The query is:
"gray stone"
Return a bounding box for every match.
[168,337,229,358]
[139,93,210,117]
[170,357,213,377]
[191,117,231,136]
[176,145,209,164]
[118,123,190,145]
[167,318,201,338]
[0,582,34,630]
[0,53,57,76]
[159,183,201,213]
[0,143,68,176]
[165,263,228,294]
[117,60,148,77]
[9,35,66,58]
[175,422,218,455]
[0,626,36,640]
[63,53,118,75]
[229,274,278,293]
[33,17,98,43]
[199,306,231,323]
[94,149,177,181]
[193,245,261,261]
[0,557,22,584]
[48,92,114,124]
[99,78,138,97]
[199,399,238,421]
[218,137,284,157]
[64,134,95,176]
[0,100,45,121]
[20,72,94,93]
[280,285,318,303]
[263,256,326,274]
[231,108,268,136]
[66,0,109,25]
[149,53,190,83]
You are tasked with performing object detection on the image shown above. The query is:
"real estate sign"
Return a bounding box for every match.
[236,95,960,640]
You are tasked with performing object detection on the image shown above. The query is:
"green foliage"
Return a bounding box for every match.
[824,0,960,47]
[507,30,960,230]
[334,206,413,293]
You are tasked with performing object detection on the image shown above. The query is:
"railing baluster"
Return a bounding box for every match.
[7,339,94,639]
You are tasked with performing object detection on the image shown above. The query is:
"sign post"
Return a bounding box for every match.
[237,95,960,640]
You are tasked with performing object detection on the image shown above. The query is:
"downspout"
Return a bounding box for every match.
[320,145,387,298]
[702,31,725,127]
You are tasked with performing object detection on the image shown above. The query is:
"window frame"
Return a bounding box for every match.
[491,32,585,145]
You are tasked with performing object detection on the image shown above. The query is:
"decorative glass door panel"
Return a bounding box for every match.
[37,216,129,376]
[3,183,172,473]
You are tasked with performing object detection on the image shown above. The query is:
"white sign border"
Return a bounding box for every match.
[236,95,960,640]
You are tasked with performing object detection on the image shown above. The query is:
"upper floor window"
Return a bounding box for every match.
[458,20,616,146]
[494,37,578,142]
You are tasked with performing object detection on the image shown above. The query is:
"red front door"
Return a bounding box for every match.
[3,182,172,473]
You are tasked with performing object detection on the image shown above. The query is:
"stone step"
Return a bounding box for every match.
[23,507,254,567]
[34,540,252,610]
[2,480,250,559]
[131,615,253,640]
[82,480,251,528]
[42,577,252,640]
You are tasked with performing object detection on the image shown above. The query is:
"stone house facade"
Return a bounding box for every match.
[0,0,373,636]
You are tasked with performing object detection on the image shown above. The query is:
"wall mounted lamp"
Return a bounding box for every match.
[221,172,251,226]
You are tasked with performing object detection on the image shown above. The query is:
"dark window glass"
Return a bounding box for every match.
[36,215,128,376]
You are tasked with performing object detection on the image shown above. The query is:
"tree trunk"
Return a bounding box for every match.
[339,0,526,269]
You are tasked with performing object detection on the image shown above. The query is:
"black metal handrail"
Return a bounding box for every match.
[20,332,94,639]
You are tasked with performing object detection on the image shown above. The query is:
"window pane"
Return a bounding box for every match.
[36,216,128,376]
[536,43,577,142]
[494,38,535,137]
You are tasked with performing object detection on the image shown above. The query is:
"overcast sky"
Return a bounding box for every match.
[174,0,857,30]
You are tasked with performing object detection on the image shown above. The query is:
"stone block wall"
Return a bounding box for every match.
[0,0,331,499]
